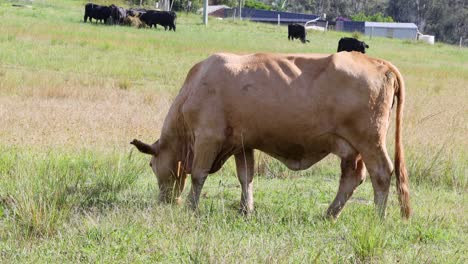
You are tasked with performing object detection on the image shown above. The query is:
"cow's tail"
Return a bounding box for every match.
[390,62,411,219]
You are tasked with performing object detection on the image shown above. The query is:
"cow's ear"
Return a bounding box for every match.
[131,139,159,156]
[365,44,369,48]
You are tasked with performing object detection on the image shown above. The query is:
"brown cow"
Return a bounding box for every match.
[131,52,411,219]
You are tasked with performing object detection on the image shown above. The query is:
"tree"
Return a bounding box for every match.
[351,11,393,22]
[244,0,272,10]
[386,0,416,22]
[424,0,468,44]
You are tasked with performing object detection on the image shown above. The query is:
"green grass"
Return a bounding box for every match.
[0,148,466,262]
[0,0,467,262]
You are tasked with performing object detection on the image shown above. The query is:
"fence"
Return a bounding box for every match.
[224,8,318,24]
[335,21,365,33]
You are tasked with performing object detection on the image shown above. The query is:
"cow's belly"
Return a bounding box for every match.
[252,133,334,171]
[208,131,356,174]
[265,151,329,171]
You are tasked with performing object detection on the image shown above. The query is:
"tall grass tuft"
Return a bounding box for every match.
[348,212,389,262]
[0,147,145,237]
[352,31,363,39]
[407,145,467,190]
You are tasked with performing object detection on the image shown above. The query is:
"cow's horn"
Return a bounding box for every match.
[130,139,158,155]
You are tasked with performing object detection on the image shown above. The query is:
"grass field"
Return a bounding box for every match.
[0,0,467,262]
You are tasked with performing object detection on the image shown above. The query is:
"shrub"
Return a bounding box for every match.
[244,0,272,11]
[351,12,394,22]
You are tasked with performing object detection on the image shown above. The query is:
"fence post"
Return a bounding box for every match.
[203,0,208,25]
[460,37,463,48]
[278,14,280,26]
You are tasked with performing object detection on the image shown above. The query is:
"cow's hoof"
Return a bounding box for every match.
[238,208,255,216]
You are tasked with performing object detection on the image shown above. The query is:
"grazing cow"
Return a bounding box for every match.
[127,8,147,17]
[84,3,111,24]
[131,52,411,220]
[288,24,309,43]
[337,37,369,53]
[139,10,176,31]
[109,4,127,25]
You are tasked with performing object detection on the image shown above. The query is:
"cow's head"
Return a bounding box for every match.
[361,42,369,53]
[131,139,187,204]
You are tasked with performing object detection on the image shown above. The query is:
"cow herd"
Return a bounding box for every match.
[84,3,368,52]
[84,3,177,31]
[288,23,370,54]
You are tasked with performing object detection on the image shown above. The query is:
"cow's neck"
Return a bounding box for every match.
[160,104,193,174]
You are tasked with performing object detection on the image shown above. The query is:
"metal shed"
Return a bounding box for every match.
[365,22,418,40]
[336,21,365,33]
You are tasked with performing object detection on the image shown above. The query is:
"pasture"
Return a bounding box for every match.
[0,0,467,262]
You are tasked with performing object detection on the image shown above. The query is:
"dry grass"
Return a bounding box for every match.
[0,65,172,150]
[0,90,170,150]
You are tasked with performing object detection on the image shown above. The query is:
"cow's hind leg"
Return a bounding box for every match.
[235,149,255,215]
[326,155,366,219]
[187,136,223,211]
[361,146,393,218]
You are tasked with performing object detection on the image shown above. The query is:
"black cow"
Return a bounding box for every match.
[84,3,111,24]
[337,37,369,53]
[127,8,147,17]
[288,24,309,43]
[140,10,176,31]
[110,4,127,25]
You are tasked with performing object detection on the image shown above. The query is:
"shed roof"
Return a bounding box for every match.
[197,5,229,14]
[365,22,418,29]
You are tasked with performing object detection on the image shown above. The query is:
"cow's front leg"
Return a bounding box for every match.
[235,149,255,215]
[187,137,222,211]
[188,170,208,211]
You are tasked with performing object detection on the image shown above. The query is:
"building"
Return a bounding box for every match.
[364,22,418,40]
[239,8,318,24]
[197,5,230,18]
[219,7,318,24]
[336,21,365,33]
[199,6,319,25]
